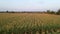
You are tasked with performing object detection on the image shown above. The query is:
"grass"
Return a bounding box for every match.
[0,13,60,34]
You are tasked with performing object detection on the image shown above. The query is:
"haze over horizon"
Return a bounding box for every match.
[0,0,60,11]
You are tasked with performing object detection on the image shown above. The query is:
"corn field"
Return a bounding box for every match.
[0,13,60,34]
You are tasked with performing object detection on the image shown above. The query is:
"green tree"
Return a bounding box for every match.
[47,10,51,14]
[50,11,55,14]
[56,9,60,15]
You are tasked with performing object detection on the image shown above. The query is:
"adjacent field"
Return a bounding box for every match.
[0,13,60,34]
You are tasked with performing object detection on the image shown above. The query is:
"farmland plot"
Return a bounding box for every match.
[0,13,60,34]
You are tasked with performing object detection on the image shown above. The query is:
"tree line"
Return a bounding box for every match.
[47,9,60,15]
[0,9,60,15]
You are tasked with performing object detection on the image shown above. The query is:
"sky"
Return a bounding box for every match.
[0,0,60,11]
